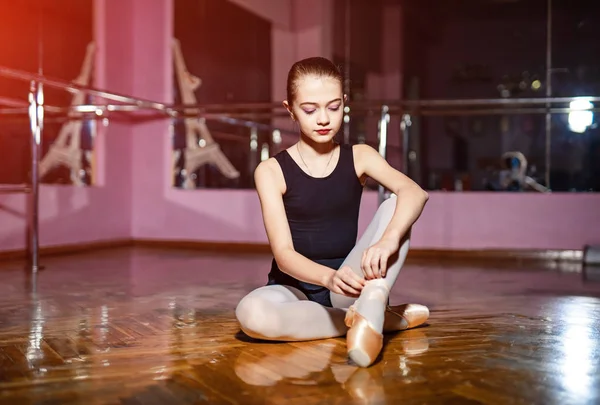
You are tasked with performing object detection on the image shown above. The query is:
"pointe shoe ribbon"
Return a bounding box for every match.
[384,303,430,330]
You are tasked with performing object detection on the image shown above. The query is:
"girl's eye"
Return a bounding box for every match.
[302,105,340,114]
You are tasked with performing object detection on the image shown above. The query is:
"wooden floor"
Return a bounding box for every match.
[0,247,599,405]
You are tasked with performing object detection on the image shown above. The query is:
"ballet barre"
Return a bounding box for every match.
[0,64,296,273]
[0,184,31,194]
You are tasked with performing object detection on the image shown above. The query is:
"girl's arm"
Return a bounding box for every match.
[353,144,429,279]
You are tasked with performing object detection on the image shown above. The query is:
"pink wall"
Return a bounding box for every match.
[137,188,600,251]
[411,192,600,250]
[0,185,130,252]
[1,0,599,256]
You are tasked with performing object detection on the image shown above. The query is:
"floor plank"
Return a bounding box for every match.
[0,247,598,404]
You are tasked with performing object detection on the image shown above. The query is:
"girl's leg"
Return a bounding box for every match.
[330,196,427,366]
[235,285,348,341]
[331,195,412,328]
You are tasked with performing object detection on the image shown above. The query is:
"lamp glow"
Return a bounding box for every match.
[568,98,594,133]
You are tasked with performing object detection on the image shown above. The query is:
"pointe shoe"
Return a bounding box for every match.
[344,303,430,367]
[345,309,383,368]
[384,303,430,331]
[345,303,430,334]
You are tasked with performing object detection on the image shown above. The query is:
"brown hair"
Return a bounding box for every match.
[286,57,343,105]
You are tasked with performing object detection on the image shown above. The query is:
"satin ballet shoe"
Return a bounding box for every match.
[384,303,430,332]
[345,303,430,334]
[344,303,430,367]
[345,309,383,368]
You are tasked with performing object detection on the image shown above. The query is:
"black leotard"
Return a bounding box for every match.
[266,143,364,307]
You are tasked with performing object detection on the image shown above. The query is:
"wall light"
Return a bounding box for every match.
[568,98,594,133]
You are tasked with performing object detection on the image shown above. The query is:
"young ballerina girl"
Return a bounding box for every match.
[235,57,430,367]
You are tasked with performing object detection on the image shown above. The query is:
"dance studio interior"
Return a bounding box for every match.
[1,0,599,403]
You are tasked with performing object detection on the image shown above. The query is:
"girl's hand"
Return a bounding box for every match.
[326,266,366,297]
[361,238,399,280]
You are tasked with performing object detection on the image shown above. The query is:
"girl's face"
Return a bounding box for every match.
[285,75,345,145]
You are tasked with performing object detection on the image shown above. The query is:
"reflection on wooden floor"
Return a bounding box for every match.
[0,247,599,404]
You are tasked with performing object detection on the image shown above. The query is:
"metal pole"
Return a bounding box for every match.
[378,105,389,205]
[343,0,351,144]
[28,81,43,273]
[545,0,552,189]
[30,2,43,273]
[249,125,258,186]
[401,113,411,176]
[271,129,282,155]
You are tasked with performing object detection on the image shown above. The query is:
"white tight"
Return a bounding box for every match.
[235,196,410,341]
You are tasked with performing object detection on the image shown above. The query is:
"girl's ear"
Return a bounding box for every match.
[283,100,295,121]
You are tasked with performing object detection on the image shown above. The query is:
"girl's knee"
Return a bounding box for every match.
[235,295,282,340]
